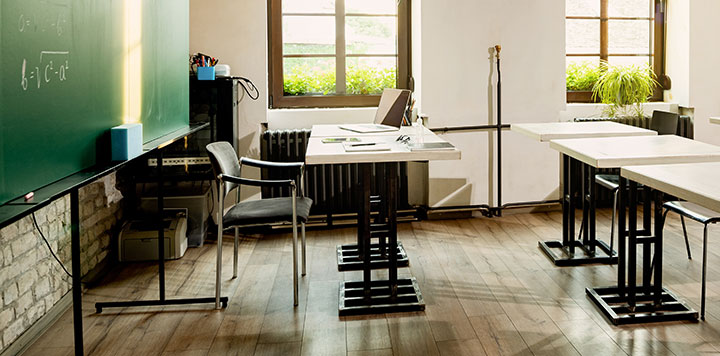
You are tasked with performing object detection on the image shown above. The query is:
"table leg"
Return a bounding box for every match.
[567,156,576,255]
[653,189,664,305]
[157,149,166,301]
[588,165,597,255]
[582,163,589,248]
[628,180,638,310]
[360,163,372,301]
[618,177,627,298]
[562,154,570,248]
[71,189,83,356]
[387,163,398,298]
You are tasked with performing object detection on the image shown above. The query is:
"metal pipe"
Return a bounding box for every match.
[495,44,502,217]
[429,124,510,133]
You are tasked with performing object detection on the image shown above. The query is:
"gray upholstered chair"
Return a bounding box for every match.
[595,110,680,250]
[206,142,312,307]
[662,201,720,320]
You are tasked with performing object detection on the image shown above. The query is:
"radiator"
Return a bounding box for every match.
[573,115,693,206]
[260,129,411,222]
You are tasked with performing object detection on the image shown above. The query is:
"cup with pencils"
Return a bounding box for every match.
[193,53,218,80]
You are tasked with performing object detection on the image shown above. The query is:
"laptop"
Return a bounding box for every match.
[339,88,411,133]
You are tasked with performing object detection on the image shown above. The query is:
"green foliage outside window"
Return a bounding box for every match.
[566,61,601,91]
[284,66,396,96]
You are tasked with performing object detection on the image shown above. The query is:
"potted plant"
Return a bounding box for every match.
[592,62,659,119]
[566,61,601,103]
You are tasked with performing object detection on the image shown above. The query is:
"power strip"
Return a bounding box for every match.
[147,157,211,167]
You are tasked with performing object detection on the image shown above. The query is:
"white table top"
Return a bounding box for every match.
[622,162,720,213]
[511,121,657,142]
[309,124,434,138]
[305,125,461,165]
[549,135,720,168]
[710,117,720,125]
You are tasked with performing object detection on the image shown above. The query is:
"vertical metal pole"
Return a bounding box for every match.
[618,177,627,298]
[387,163,398,298]
[71,189,84,356]
[495,45,502,216]
[562,154,570,248]
[582,164,590,247]
[360,163,372,301]
[568,158,576,254]
[653,190,663,305]
[588,165,597,254]
[157,149,166,301]
[628,180,638,310]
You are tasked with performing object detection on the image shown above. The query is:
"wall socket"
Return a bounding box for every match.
[147,157,210,167]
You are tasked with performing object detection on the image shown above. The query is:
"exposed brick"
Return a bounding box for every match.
[3,284,18,306]
[35,277,51,298]
[14,292,32,315]
[17,270,38,295]
[0,309,13,329]
[10,233,35,257]
[3,317,25,347]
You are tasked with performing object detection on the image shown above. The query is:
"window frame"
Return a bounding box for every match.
[268,0,412,109]
[565,0,667,102]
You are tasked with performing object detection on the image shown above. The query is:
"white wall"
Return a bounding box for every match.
[687,0,720,144]
[420,0,566,206]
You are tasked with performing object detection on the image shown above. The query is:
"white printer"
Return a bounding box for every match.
[118,209,188,262]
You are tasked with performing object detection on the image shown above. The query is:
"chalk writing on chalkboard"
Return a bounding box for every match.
[18,10,68,36]
[21,51,70,91]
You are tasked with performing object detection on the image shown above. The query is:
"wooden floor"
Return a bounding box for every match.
[23,208,720,356]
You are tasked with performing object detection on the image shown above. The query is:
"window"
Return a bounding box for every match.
[566,0,666,100]
[268,0,411,108]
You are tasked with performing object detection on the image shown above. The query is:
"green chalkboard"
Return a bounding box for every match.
[0,0,189,205]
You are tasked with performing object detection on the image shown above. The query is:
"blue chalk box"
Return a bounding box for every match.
[197,66,215,80]
[111,123,143,161]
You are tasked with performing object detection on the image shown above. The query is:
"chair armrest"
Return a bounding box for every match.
[219,174,295,188]
[240,157,304,171]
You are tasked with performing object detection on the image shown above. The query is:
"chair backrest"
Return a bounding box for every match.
[206,142,241,195]
[650,110,679,135]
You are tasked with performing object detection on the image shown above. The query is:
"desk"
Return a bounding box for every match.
[512,121,656,266]
[548,135,720,324]
[309,124,434,138]
[306,125,460,315]
[0,123,226,355]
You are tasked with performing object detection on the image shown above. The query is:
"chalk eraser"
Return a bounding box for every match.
[111,123,143,161]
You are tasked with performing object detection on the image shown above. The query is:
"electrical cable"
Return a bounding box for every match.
[231,76,260,101]
[32,212,73,279]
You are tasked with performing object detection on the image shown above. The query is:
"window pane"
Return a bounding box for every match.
[566,19,600,54]
[566,56,601,68]
[283,57,336,95]
[608,0,651,17]
[346,57,397,94]
[283,0,334,14]
[567,0,600,17]
[346,16,397,55]
[608,20,650,54]
[346,0,396,14]
[607,55,652,67]
[283,16,335,55]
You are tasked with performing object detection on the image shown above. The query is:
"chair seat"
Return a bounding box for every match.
[595,174,620,191]
[224,197,313,227]
[664,201,720,225]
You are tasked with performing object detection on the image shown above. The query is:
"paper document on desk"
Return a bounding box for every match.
[342,142,391,152]
[408,142,455,151]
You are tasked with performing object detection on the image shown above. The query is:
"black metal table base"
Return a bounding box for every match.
[337,242,409,271]
[339,277,425,316]
[587,286,697,325]
[539,239,617,266]
[95,297,229,313]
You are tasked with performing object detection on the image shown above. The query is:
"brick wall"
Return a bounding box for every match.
[0,173,123,352]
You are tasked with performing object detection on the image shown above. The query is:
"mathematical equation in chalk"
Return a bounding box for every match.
[21,51,70,91]
[18,12,68,36]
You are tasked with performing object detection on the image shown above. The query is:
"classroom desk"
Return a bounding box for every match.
[511,121,656,266]
[549,135,720,324]
[306,125,460,315]
[0,123,225,356]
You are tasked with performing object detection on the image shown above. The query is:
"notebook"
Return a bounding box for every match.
[342,142,391,152]
[339,89,411,133]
